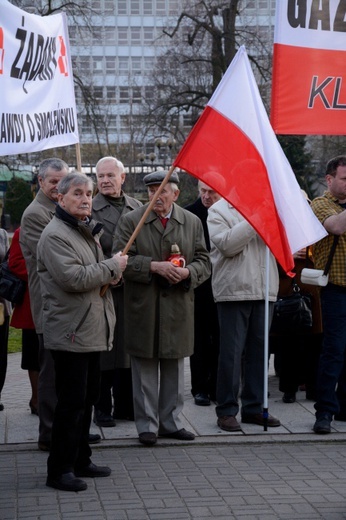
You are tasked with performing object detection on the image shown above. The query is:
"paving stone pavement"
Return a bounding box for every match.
[1,353,346,519]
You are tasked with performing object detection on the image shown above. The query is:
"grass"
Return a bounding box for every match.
[8,327,22,354]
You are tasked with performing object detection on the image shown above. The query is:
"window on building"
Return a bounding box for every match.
[106,56,116,73]
[104,0,115,14]
[79,56,91,74]
[156,0,167,15]
[104,27,116,43]
[91,0,101,9]
[131,57,142,74]
[117,1,128,15]
[143,1,153,15]
[93,86,103,99]
[118,57,129,72]
[93,57,104,74]
[81,116,93,133]
[144,86,154,100]
[69,26,77,45]
[143,27,154,43]
[92,28,102,45]
[106,115,117,132]
[118,28,129,45]
[132,87,142,103]
[119,87,130,104]
[143,57,155,70]
[168,0,179,15]
[106,87,116,100]
[130,0,140,14]
[130,27,141,45]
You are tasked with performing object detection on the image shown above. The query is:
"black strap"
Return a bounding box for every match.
[323,235,339,276]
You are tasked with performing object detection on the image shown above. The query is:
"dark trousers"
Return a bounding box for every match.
[216,300,272,418]
[38,334,57,445]
[0,316,9,394]
[47,350,100,478]
[190,297,219,398]
[315,284,346,417]
[96,367,134,419]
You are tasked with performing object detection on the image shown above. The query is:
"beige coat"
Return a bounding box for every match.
[37,209,120,353]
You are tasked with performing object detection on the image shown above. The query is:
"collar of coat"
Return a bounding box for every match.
[55,204,103,236]
[146,203,185,225]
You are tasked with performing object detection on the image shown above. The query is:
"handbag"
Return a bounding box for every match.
[0,250,26,304]
[271,282,312,334]
[301,235,338,287]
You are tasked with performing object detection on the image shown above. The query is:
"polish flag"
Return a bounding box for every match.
[173,46,327,274]
[271,0,346,135]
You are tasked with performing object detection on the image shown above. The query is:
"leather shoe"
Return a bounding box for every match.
[46,472,87,492]
[282,392,296,403]
[242,413,281,427]
[194,393,211,406]
[88,433,101,444]
[93,409,116,427]
[75,462,111,478]
[313,413,332,434]
[160,428,195,440]
[139,432,157,446]
[217,415,241,432]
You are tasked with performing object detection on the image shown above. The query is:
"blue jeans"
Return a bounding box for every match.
[315,284,346,418]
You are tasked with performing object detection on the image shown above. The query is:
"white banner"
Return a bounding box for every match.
[271,0,346,135]
[0,0,79,156]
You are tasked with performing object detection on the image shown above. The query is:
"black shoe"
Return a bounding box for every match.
[194,393,211,406]
[0,403,4,411]
[46,472,87,492]
[313,413,332,434]
[160,428,195,440]
[93,409,116,427]
[88,433,101,444]
[75,462,111,478]
[139,432,157,446]
[242,413,281,427]
[38,441,51,452]
[282,392,296,403]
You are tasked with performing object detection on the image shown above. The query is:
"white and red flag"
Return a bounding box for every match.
[0,0,79,156]
[271,0,346,135]
[173,46,327,275]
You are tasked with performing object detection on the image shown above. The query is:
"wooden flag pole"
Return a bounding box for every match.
[75,142,82,172]
[100,165,176,296]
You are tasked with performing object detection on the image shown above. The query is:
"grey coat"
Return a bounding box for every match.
[92,191,142,369]
[114,203,211,359]
[37,211,120,353]
[20,189,56,333]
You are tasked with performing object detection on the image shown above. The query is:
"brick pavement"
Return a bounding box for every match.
[1,353,346,519]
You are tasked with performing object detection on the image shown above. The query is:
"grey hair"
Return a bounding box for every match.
[38,158,69,180]
[95,156,125,175]
[58,172,94,195]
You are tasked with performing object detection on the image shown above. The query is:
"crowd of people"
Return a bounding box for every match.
[1,154,346,492]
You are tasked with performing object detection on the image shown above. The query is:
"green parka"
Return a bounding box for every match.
[114,203,211,359]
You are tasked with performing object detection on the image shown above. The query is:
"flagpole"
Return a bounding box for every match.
[100,165,176,297]
[263,245,270,431]
[75,143,82,172]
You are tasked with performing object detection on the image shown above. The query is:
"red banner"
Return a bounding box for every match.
[271,1,346,135]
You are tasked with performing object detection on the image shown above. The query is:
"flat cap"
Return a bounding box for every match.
[143,170,180,186]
